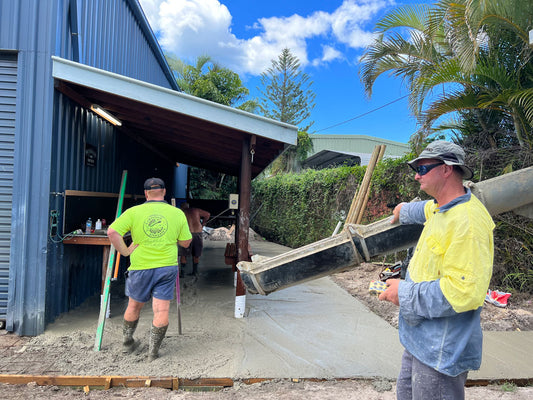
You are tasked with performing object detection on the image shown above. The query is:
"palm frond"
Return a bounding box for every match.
[376,4,434,33]
[510,89,533,126]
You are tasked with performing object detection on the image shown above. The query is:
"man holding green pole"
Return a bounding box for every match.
[108,178,192,361]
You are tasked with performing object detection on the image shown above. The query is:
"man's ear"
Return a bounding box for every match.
[443,164,454,177]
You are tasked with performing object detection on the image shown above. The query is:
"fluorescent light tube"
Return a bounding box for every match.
[90,105,122,126]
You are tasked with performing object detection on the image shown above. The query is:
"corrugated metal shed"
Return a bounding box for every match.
[72,0,177,88]
[1,0,59,335]
[0,52,17,325]
[303,150,363,169]
[308,134,410,164]
[1,0,297,335]
[1,0,184,336]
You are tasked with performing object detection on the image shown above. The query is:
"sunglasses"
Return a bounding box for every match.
[409,162,444,176]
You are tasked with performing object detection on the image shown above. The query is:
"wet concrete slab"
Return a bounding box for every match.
[1,239,532,381]
[245,240,533,381]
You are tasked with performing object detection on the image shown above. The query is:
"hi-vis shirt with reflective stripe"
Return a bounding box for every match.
[409,194,494,312]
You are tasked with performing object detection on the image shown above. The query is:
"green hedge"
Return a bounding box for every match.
[251,156,421,248]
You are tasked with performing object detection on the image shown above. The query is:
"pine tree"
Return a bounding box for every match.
[258,48,316,173]
[258,48,316,130]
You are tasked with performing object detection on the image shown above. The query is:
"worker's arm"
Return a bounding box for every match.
[391,201,427,225]
[199,209,211,226]
[108,227,138,256]
[178,238,192,248]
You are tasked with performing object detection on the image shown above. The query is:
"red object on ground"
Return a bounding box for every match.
[485,289,511,307]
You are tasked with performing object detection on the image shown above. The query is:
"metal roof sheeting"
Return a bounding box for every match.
[65,0,178,89]
[308,134,410,159]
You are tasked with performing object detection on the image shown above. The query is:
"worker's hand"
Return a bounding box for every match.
[390,202,406,224]
[379,278,400,306]
[125,243,138,256]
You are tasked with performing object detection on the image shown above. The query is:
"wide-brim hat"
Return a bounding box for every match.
[408,140,473,180]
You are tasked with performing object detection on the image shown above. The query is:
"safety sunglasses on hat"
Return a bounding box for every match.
[409,162,444,176]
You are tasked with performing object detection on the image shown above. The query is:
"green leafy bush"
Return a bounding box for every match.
[251,157,421,248]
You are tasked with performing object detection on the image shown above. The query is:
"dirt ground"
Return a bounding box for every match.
[2,238,533,399]
[330,262,533,332]
[2,378,533,399]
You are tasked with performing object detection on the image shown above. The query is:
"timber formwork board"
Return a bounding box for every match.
[0,375,234,390]
[1,375,532,391]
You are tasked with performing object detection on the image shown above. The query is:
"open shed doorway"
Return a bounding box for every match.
[51,57,298,324]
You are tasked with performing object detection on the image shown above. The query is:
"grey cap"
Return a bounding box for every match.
[408,140,473,180]
[144,177,165,190]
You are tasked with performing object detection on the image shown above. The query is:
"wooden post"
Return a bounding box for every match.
[346,145,385,225]
[354,144,386,224]
[235,136,252,318]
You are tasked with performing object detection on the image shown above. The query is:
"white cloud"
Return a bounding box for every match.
[322,45,344,63]
[330,0,388,48]
[139,0,391,76]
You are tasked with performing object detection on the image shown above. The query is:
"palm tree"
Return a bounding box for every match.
[360,4,450,115]
[360,0,533,149]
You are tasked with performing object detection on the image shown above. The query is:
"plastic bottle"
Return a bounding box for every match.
[95,219,102,230]
[85,218,92,234]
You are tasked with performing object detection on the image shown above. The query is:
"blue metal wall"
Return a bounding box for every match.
[1,0,179,335]
[1,0,59,335]
[0,53,17,325]
[60,0,177,88]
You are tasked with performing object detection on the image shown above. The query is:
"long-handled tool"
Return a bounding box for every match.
[171,198,183,335]
[112,253,121,280]
[94,170,128,351]
[176,273,182,335]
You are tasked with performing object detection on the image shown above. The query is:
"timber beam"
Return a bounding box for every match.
[0,375,532,391]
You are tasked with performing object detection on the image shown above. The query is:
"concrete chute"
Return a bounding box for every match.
[238,166,533,295]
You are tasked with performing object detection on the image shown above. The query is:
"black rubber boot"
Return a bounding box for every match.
[148,324,168,361]
[122,319,139,354]
[180,263,186,278]
[188,263,198,276]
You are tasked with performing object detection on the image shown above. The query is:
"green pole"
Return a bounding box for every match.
[94,170,128,351]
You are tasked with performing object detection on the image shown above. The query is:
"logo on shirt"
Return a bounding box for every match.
[143,214,168,238]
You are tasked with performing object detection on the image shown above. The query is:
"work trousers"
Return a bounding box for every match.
[396,350,468,400]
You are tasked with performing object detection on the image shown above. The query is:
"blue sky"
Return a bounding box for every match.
[139,0,432,144]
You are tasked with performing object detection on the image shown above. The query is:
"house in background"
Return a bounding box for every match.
[303,134,410,169]
[0,0,296,335]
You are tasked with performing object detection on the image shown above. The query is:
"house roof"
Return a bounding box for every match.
[52,57,298,178]
[308,134,410,159]
[303,150,364,169]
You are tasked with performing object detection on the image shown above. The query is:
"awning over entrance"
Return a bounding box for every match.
[52,57,298,178]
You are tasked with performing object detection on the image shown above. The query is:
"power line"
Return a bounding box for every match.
[312,94,410,133]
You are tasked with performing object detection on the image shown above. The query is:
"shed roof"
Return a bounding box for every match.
[303,150,363,169]
[52,57,298,178]
[308,134,410,158]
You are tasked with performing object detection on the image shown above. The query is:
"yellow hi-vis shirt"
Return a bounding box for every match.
[109,201,192,270]
[408,194,495,313]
